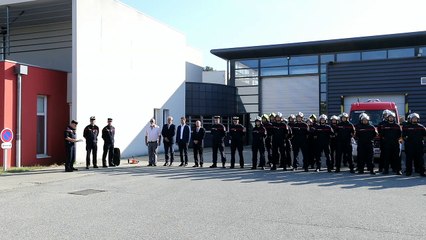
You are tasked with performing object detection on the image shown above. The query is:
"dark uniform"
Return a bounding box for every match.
[210,118,227,168]
[83,119,99,168]
[251,120,266,169]
[402,119,426,176]
[263,119,274,166]
[377,119,387,172]
[102,119,115,167]
[229,119,246,168]
[291,121,309,171]
[335,120,355,172]
[355,119,377,174]
[271,117,291,170]
[313,121,333,171]
[64,121,78,172]
[285,118,294,168]
[307,116,318,169]
[330,121,339,170]
[380,120,402,174]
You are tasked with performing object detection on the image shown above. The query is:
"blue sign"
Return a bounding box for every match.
[1,128,13,143]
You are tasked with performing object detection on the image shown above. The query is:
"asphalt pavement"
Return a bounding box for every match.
[0,147,425,240]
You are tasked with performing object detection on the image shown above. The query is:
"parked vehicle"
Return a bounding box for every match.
[349,99,400,160]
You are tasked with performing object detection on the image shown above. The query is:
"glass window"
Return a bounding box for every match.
[289,65,318,75]
[235,77,258,86]
[419,47,426,56]
[241,104,259,113]
[235,59,258,69]
[362,50,387,60]
[336,52,361,62]
[321,93,327,101]
[236,68,258,78]
[320,54,334,63]
[320,83,327,92]
[37,96,47,155]
[260,57,287,67]
[320,64,327,73]
[388,48,415,59]
[320,74,327,83]
[289,55,318,65]
[239,95,259,104]
[320,102,327,115]
[162,109,170,126]
[260,67,288,76]
[237,86,258,95]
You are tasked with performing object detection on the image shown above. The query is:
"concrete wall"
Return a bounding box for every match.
[73,0,187,160]
[202,71,226,85]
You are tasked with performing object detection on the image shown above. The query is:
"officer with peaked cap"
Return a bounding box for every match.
[64,120,80,172]
[210,116,227,168]
[83,116,100,169]
[102,118,116,167]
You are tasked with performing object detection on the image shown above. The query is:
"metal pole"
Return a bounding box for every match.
[3,149,7,171]
[16,73,22,167]
[6,6,10,56]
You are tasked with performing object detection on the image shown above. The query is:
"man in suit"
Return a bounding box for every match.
[176,116,191,166]
[192,120,205,167]
[161,116,176,166]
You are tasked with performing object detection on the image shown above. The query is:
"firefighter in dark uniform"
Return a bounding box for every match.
[377,110,390,172]
[64,120,80,172]
[285,114,295,169]
[83,116,99,169]
[210,116,227,168]
[307,114,318,169]
[313,114,334,172]
[229,116,246,168]
[291,112,309,171]
[271,112,291,170]
[251,116,267,170]
[262,114,274,167]
[355,113,377,174]
[329,115,339,170]
[380,111,402,175]
[101,118,115,167]
[335,113,355,173]
[402,113,426,176]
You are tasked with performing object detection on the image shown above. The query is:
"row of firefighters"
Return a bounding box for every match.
[211,111,426,176]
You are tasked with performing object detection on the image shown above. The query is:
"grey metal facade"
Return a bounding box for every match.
[327,57,426,124]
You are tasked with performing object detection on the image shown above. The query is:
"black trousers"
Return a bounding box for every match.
[163,141,174,163]
[86,143,98,167]
[265,137,272,163]
[272,139,286,167]
[315,144,331,170]
[193,143,203,165]
[212,141,226,164]
[378,141,385,170]
[330,139,337,168]
[102,143,114,166]
[292,140,307,169]
[405,142,425,174]
[230,141,244,167]
[178,142,188,164]
[357,143,374,172]
[382,142,400,172]
[65,144,75,170]
[252,142,265,167]
[307,138,316,168]
[335,141,354,170]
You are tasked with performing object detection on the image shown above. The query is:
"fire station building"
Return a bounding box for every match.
[211,31,426,125]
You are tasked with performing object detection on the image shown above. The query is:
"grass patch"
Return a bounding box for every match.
[0,166,46,174]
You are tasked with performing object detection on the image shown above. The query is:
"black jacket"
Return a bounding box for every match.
[192,127,206,145]
[355,123,377,145]
[83,124,99,144]
[336,121,355,142]
[161,124,176,144]
[211,123,226,143]
[176,124,191,144]
[102,125,115,144]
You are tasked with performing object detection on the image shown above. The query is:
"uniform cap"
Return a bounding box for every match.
[213,116,221,119]
[108,118,113,121]
[232,116,239,120]
[90,116,96,120]
[71,120,78,125]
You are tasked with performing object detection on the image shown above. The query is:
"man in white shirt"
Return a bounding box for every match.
[145,118,162,166]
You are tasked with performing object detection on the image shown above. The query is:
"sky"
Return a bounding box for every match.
[120,0,426,71]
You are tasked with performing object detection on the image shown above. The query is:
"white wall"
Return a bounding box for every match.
[185,46,203,82]
[202,70,226,85]
[74,0,187,160]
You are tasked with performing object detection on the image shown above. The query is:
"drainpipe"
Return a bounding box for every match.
[14,64,28,168]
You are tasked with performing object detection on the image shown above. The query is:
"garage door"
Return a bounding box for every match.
[343,95,405,115]
[261,76,319,117]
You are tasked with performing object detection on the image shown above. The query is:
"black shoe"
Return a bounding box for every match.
[109,164,116,167]
[93,166,99,168]
[350,169,355,174]
[169,162,173,166]
[396,171,402,175]
[65,168,73,172]
[370,170,376,175]
[153,164,157,166]
[304,168,309,172]
[283,168,287,171]
[406,172,412,176]
[230,165,235,169]
[200,164,203,168]
[163,163,168,166]
[240,165,244,169]
[184,163,188,167]
[222,163,226,168]
[72,168,78,171]
[192,165,199,167]
[102,165,108,168]
[335,169,340,173]
[327,169,332,173]
[270,166,277,171]
[251,167,257,170]
[86,166,89,169]
[179,163,184,167]
[209,164,217,168]
[147,164,152,166]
